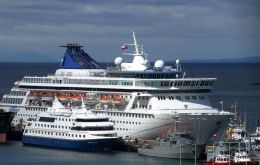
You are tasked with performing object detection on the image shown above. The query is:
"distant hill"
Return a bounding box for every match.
[181,56,260,63]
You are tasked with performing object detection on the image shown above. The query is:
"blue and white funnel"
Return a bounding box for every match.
[60,43,103,69]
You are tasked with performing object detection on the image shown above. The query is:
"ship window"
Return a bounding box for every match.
[185,96,190,100]
[75,118,109,122]
[200,81,205,86]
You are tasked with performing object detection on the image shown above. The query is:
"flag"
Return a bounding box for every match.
[121,45,127,51]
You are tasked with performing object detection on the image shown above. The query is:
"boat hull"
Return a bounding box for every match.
[203,161,259,165]
[22,135,117,151]
[107,112,231,145]
[0,111,15,143]
[138,144,201,159]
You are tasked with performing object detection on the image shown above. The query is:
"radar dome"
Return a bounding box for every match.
[176,59,180,65]
[115,57,124,66]
[154,60,165,69]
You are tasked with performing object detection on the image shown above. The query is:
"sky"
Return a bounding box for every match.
[0,0,260,62]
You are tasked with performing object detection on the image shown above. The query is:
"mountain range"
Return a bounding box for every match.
[181,56,260,63]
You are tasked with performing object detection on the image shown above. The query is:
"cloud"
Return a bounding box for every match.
[0,0,259,62]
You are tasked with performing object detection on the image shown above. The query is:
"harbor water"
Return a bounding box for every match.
[0,62,259,165]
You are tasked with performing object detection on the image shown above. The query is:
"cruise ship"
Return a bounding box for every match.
[22,97,117,151]
[0,32,232,149]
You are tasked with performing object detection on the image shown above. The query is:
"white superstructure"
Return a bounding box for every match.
[0,32,232,148]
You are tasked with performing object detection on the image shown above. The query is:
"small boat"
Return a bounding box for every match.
[138,131,199,159]
[204,154,231,165]
[204,151,259,165]
[22,97,118,151]
[204,140,259,165]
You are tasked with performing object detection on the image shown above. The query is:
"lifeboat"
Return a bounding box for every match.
[97,96,113,103]
[112,98,126,104]
[97,96,126,104]
[58,93,82,101]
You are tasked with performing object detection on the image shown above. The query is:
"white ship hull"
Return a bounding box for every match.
[94,110,231,145]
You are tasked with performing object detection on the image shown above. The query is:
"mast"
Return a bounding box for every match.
[133,32,139,55]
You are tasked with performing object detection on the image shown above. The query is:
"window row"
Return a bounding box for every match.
[9,91,27,96]
[158,95,206,101]
[97,111,155,119]
[112,120,142,125]
[34,123,71,130]
[25,129,87,138]
[26,107,47,112]
[71,126,114,131]
[0,98,23,104]
[139,80,215,87]
[132,104,148,109]
[23,77,52,84]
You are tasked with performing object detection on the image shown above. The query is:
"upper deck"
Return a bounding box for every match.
[17,33,216,93]
[18,72,216,93]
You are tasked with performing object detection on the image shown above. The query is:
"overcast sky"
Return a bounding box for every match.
[0,0,259,62]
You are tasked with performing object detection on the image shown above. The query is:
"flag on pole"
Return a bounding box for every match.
[121,45,127,51]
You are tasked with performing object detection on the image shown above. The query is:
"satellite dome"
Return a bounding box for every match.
[176,59,180,65]
[154,60,164,69]
[114,57,124,66]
